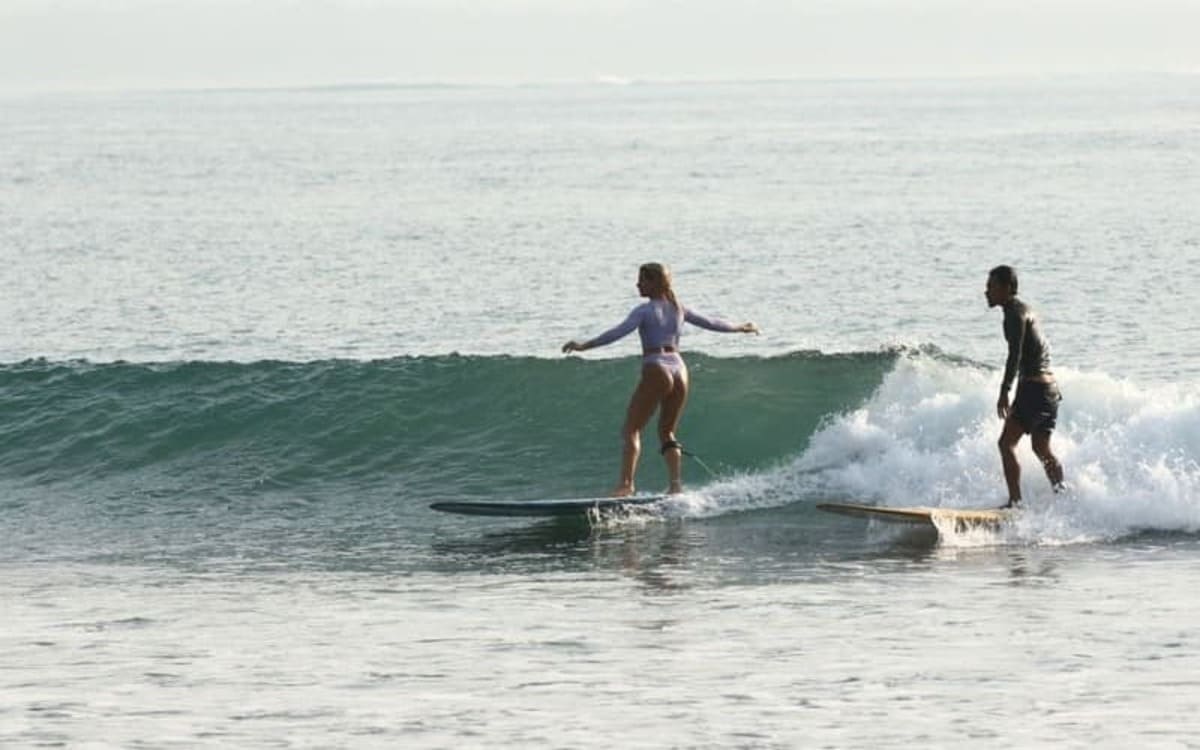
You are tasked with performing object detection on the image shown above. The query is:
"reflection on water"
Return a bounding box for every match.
[61,495,1184,583]
[1002,550,1061,586]
[427,502,1081,588]
[430,515,703,592]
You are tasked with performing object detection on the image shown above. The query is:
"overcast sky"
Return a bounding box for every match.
[2,0,1199,93]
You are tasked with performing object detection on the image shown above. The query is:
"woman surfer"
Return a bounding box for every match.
[562,263,758,497]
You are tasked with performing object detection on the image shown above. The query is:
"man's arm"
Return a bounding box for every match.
[997,309,1026,418]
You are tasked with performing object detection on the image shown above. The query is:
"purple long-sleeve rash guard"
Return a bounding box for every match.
[585,299,739,351]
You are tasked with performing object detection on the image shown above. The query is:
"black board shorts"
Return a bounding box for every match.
[1012,380,1062,434]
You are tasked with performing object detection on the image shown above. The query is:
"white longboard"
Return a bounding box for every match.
[430,495,667,518]
[817,502,1013,531]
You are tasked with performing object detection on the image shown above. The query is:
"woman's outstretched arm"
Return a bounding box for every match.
[684,309,759,335]
[563,306,644,353]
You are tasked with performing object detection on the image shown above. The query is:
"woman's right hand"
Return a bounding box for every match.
[740,322,760,334]
[562,340,584,353]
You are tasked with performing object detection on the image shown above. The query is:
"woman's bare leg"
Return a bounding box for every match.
[657,369,690,493]
[614,366,672,497]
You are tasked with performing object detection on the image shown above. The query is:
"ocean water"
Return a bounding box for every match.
[2,76,1200,747]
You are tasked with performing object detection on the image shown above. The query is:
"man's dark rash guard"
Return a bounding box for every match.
[1001,297,1052,394]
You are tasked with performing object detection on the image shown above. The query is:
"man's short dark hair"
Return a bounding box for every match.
[989,265,1018,294]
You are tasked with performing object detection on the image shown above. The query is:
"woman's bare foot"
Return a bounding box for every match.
[667,480,683,495]
[610,484,635,498]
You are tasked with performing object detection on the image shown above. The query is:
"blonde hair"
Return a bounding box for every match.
[639,262,681,316]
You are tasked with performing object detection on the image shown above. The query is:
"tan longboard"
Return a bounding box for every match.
[817,502,1013,531]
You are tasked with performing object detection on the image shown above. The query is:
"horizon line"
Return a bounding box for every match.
[2,68,1196,99]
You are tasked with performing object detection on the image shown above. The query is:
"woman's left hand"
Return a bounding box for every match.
[740,322,760,334]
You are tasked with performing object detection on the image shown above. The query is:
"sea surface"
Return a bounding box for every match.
[2,75,1199,748]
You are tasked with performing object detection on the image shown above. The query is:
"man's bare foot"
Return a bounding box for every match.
[1001,498,1022,509]
[667,481,683,495]
[610,484,635,498]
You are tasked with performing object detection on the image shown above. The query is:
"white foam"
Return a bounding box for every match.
[700,354,1200,542]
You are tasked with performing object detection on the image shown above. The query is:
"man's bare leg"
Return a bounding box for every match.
[1031,430,1064,491]
[998,418,1025,507]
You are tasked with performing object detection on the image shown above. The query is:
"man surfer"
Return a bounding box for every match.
[986,265,1065,507]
